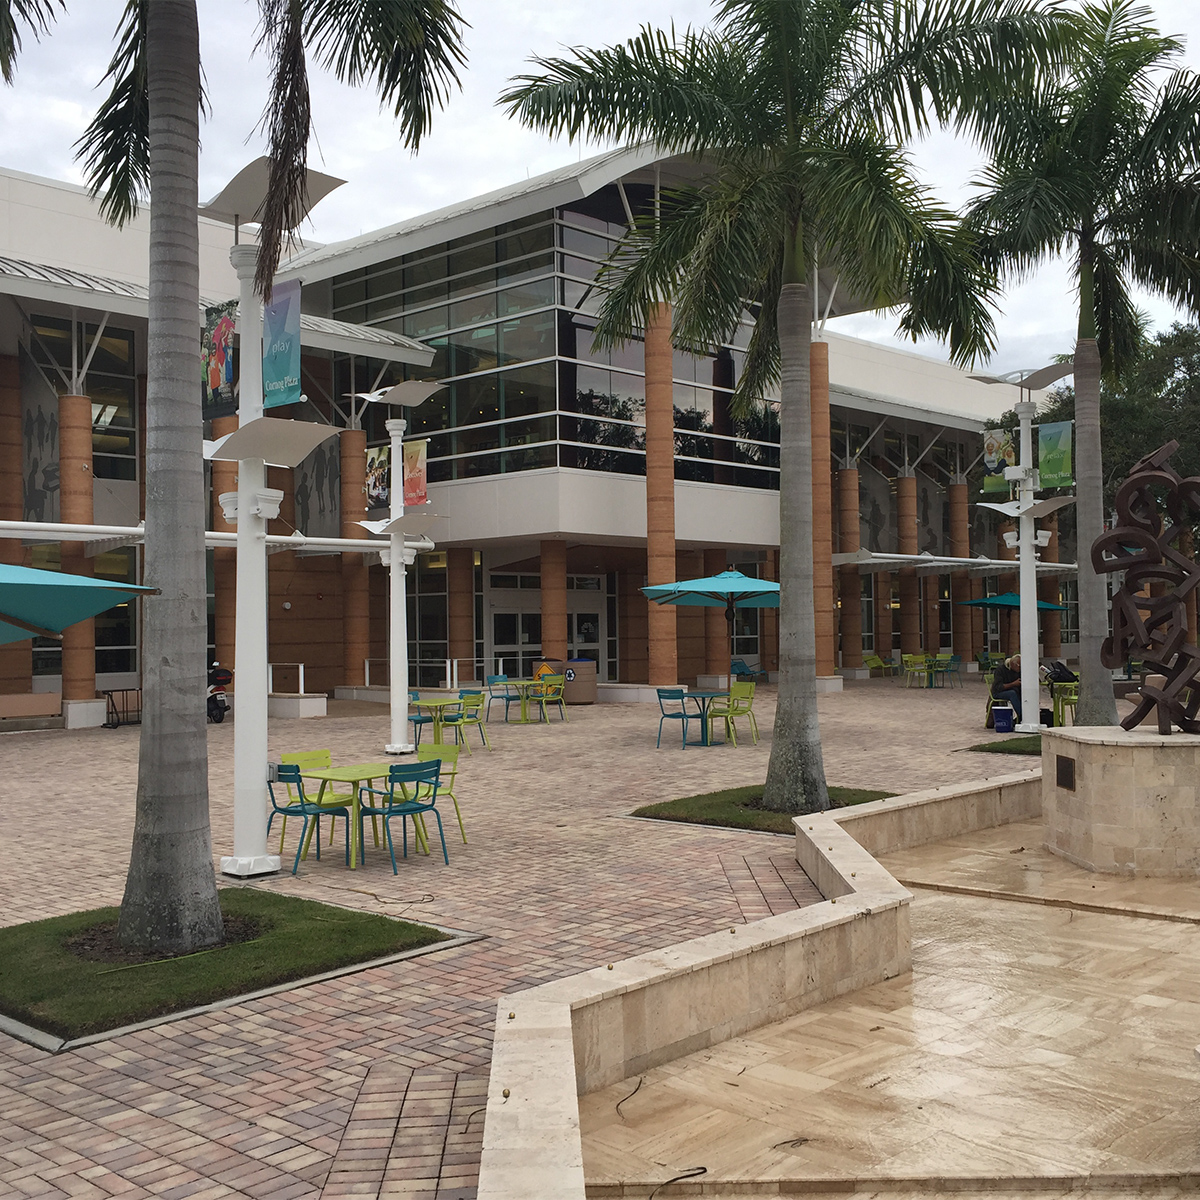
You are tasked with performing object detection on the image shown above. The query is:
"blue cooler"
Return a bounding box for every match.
[992,704,1015,734]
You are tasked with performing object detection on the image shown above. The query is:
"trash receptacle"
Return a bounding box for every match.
[564,657,597,705]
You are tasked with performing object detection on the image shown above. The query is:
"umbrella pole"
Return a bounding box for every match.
[726,602,736,686]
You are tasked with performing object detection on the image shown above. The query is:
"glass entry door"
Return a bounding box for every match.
[492,610,541,677]
[567,609,602,665]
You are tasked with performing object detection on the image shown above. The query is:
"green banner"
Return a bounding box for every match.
[262,279,302,409]
[1038,420,1074,488]
[982,428,1014,493]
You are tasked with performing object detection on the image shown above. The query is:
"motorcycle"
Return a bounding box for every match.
[207,662,233,723]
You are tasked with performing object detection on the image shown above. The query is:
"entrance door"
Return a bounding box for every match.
[567,608,602,666]
[492,610,541,678]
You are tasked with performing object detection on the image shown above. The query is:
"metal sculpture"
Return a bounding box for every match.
[1092,440,1200,733]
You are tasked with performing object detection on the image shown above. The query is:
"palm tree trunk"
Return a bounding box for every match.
[1072,252,1117,726]
[117,0,223,953]
[762,279,830,814]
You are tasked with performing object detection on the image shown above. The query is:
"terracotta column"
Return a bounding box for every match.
[810,340,836,676]
[703,546,727,674]
[446,547,476,681]
[948,481,973,659]
[338,427,369,687]
[1038,514,1062,659]
[997,520,1017,654]
[896,474,920,656]
[0,355,29,694]
[644,302,677,684]
[875,571,893,657]
[211,415,238,679]
[540,539,568,663]
[57,393,95,701]
[837,466,862,668]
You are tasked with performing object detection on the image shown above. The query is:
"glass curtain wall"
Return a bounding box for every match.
[330,186,780,489]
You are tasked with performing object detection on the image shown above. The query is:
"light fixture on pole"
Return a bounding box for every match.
[353,381,445,753]
[971,363,1076,732]
[200,158,344,878]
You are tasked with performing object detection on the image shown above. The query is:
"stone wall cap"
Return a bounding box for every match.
[1044,727,1200,748]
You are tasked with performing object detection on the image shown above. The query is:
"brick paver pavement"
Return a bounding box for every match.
[0,678,1020,1198]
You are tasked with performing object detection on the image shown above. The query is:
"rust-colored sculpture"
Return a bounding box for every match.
[1092,440,1200,734]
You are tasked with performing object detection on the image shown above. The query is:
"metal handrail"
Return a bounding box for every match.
[267,662,307,695]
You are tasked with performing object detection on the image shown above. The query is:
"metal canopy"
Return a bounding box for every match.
[831,548,1076,577]
[205,417,339,468]
[199,157,345,227]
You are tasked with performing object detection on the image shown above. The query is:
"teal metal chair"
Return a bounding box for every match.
[358,760,448,870]
[485,674,518,722]
[409,689,432,746]
[268,765,350,875]
[656,688,694,748]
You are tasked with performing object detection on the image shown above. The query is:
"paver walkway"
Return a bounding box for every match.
[0,678,1025,1198]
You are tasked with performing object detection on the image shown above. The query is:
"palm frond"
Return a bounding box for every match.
[303,0,466,149]
[1132,69,1200,177]
[0,0,59,83]
[500,26,757,151]
[255,0,310,299]
[1088,240,1143,375]
[74,0,147,229]
[732,277,782,417]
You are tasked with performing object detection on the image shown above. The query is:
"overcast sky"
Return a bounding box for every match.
[1,0,1197,374]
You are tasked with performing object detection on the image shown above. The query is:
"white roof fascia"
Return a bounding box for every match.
[830,386,986,434]
[277,144,665,285]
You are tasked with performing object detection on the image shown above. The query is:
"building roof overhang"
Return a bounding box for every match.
[0,254,433,366]
[832,548,1077,577]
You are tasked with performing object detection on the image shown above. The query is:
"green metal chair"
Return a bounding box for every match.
[708,680,759,746]
[275,749,357,854]
[444,689,491,753]
[903,654,928,688]
[532,674,568,723]
[863,653,899,676]
[984,670,997,728]
[417,743,467,843]
[1052,681,1079,727]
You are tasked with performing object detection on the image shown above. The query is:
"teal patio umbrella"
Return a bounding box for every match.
[959,591,1066,612]
[0,563,157,645]
[642,570,780,668]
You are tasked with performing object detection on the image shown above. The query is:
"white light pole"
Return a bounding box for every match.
[1014,400,1041,733]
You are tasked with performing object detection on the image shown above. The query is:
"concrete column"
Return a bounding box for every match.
[58,393,95,702]
[997,520,1017,654]
[948,482,973,659]
[0,354,29,695]
[1038,513,1062,658]
[896,474,920,656]
[703,546,728,674]
[210,414,238,679]
[875,571,893,657]
[837,467,862,668]
[338,427,369,687]
[810,341,836,677]
[644,302,677,684]
[540,539,568,663]
[447,547,476,679]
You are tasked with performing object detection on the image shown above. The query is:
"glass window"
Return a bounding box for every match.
[403,306,449,339]
[448,241,497,278]
[498,276,555,317]
[450,290,497,328]
[560,225,615,260]
[448,323,499,375]
[501,362,555,418]
[499,250,555,284]
[498,223,554,260]
[456,375,501,426]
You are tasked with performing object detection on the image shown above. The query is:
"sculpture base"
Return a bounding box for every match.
[1042,727,1200,877]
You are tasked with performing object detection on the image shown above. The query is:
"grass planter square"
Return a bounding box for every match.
[632,784,894,834]
[0,889,452,1042]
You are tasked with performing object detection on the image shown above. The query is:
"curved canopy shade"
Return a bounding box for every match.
[959,591,1066,612]
[0,563,157,645]
[641,570,779,609]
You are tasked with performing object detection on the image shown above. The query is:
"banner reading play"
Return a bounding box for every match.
[982,428,1015,493]
[403,439,428,508]
[262,279,302,409]
[1038,420,1074,488]
[202,299,238,420]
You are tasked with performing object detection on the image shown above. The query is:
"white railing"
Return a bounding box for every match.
[267,662,307,695]
[364,657,483,688]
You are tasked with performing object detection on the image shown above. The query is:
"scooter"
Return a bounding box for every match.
[207,662,232,723]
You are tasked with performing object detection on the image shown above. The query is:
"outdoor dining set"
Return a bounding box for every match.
[656,673,763,749]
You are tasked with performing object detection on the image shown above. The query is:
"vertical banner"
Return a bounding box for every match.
[202,299,238,420]
[262,279,302,409]
[365,444,390,509]
[1038,420,1074,487]
[982,428,1015,493]
[403,439,428,507]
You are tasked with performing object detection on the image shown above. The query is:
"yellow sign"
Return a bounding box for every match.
[533,662,556,680]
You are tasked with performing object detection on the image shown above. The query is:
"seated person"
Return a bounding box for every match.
[991,654,1022,721]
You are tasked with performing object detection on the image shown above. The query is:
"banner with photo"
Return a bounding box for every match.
[262,279,302,409]
[365,444,390,509]
[202,299,238,420]
[403,439,428,508]
[1038,420,1074,488]
[982,428,1015,493]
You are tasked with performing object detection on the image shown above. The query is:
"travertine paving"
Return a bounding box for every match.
[0,678,1047,1199]
[581,856,1200,1196]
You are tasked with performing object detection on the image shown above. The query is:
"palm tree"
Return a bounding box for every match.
[966,0,1200,727]
[502,0,1061,813]
[2,0,464,952]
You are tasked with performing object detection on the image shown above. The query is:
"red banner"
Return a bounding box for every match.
[403,439,428,508]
